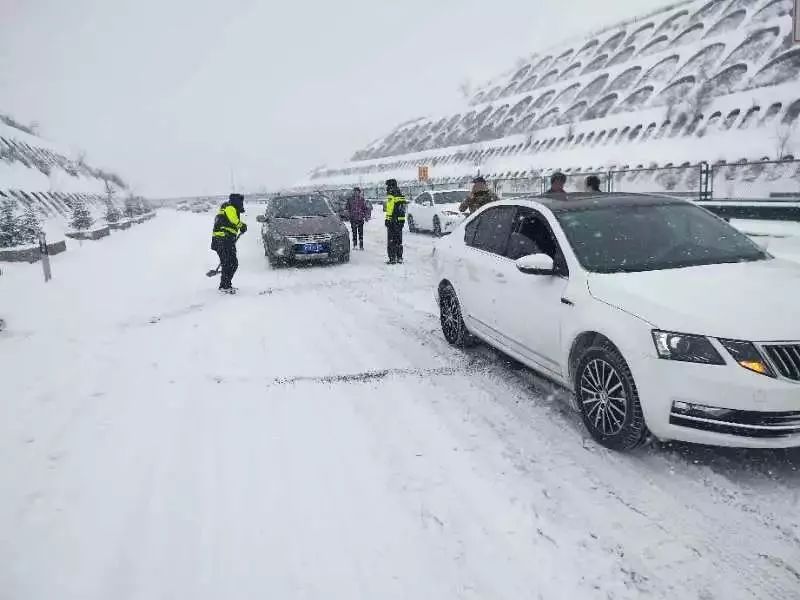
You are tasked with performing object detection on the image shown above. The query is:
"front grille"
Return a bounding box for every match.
[670,403,800,438]
[761,344,800,381]
[289,233,331,243]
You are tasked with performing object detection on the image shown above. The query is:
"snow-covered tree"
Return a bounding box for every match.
[104,180,121,223]
[17,204,41,245]
[124,195,139,219]
[774,122,796,160]
[105,200,121,224]
[0,199,20,248]
[70,198,94,231]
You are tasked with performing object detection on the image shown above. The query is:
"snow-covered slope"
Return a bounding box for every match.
[306,0,800,190]
[0,115,128,237]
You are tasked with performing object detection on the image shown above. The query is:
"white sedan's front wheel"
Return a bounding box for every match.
[575,343,648,451]
[439,284,474,348]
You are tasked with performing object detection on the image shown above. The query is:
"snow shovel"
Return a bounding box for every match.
[205,232,242,277]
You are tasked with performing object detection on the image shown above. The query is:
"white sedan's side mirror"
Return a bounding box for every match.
[516,253,555,275]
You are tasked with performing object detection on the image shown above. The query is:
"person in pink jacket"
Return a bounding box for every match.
[345,187,371,250]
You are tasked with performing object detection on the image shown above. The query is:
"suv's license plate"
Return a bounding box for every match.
[302,243,325,253]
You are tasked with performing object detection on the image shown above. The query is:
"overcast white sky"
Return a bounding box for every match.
[0,0,667,197]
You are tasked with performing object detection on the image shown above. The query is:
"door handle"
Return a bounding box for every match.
[493,271,506,282]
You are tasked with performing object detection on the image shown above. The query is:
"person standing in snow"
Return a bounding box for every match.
[345,187,370,250]
[211,193,247,293]
[459,176,498,215]
[384,179,407,264]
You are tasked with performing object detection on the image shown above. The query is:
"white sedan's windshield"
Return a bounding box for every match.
[557,203,769,273]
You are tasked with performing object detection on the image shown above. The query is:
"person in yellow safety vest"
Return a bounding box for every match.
[384,179,407,265]
[211,193,247,293]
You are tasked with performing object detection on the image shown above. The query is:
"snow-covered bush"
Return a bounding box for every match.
[70,198,94,231]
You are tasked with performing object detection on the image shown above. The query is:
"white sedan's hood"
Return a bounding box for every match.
[587,259,800,341]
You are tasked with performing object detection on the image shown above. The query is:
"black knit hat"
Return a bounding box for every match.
[472,176,486,184]
[551,172,567,184]
[229,193,245,212]
[385,179,398,188]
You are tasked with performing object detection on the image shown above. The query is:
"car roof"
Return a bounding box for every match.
[495,192,688,213]
[429,188,469,193]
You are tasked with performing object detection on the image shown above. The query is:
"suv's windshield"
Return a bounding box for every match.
[556,202,769,273]
[272,196,333,218]
[434,191,468,205]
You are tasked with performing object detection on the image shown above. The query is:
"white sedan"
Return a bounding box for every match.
[406,189,469,236]
[433,193,800,451]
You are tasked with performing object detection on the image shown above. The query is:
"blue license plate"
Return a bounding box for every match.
[300,243,326,254]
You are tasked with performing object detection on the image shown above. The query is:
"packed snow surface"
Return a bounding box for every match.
[1,214,799,600]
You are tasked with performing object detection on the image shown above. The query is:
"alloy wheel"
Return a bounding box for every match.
[579,358,627,436]
[440,287,469,346]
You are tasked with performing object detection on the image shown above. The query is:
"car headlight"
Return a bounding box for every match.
[270,231,285,242]
[719,339,775,377]
[651,330,725,365]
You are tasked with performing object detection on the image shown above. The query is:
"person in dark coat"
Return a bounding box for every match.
[345,187,370,250]
[544,172,568,200]
[585,175,602,193]
[459,176,499,214]
[384,179,408,264]
[211,193,247,293]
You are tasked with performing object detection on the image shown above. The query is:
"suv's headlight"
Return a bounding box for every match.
[652,330,725,365]
[719,339,776,377]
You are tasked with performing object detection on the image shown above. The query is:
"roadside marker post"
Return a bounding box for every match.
[39,232,52,282]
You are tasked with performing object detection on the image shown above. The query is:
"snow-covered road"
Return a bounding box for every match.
[1,212,799,600]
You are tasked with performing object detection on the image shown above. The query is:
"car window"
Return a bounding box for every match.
[507,208,569,275]
[468,206,516,255]
[416,193,431,205]
[464,218,479,246]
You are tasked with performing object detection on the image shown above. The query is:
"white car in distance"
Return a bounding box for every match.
[433,193,800,451]
[407,189,469,236]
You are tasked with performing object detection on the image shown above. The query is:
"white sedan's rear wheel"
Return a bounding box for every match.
[576,343,648,451]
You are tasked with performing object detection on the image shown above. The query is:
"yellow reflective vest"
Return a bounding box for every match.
[384,194,407,224]
[212,203,245,238]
